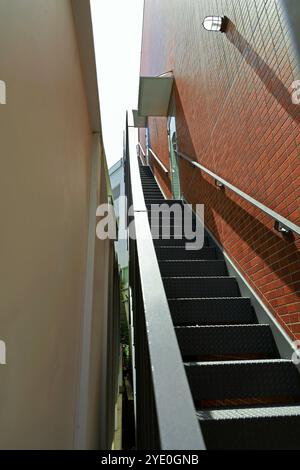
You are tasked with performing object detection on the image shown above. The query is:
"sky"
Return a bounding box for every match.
[91,0,144,168]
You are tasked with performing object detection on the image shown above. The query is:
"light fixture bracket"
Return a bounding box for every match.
[215,179,225,189]
[274,221,291,235]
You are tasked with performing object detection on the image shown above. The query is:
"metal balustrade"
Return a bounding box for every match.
[141,142,300,237]
[124,114,205,450]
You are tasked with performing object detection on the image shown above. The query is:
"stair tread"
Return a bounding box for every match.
[185,360,300,403]
[176,323,269,330]
[161,260,216,263]
[162,276,236,279]
[159,260,226,277]
[197,404,300,421]
[169,296,250,300]
[169,297,256,325]
[140,166,300,448]
[154,239,209,247]
[199,404,300,449]
[176,324,279,359]
[163,277,240,299]
[159,245,207,250]
[185,358,291,365]
[161,260,221,263]
[156,247,217,261]
[146,200,183,205]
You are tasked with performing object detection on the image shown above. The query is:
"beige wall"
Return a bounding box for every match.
[0,0,94,448]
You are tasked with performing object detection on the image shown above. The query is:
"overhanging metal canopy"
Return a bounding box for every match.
[138,76,174,117]
[132,110,148,128]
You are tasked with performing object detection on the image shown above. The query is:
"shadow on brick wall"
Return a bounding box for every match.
[226,20,300,124]
[174,84,223,243]
[175,85,300,306]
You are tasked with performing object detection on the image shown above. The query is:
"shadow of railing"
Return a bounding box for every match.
[226,20,300,123]
[175,84,300,305]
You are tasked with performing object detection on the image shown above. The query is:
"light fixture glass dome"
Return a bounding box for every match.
[203,16,227,32]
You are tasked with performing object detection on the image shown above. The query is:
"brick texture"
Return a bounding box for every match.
[139,0,300,341]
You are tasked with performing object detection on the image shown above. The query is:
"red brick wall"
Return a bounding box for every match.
[140,0,300,341]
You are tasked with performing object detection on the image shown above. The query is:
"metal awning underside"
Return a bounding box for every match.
[132,110,148,128]
[137,76,174,117]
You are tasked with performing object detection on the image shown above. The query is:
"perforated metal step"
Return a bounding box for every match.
[150,220,197,232]
[143,191,164,196]
[176,324,279,359]
[155,247,217,261]
[148,210,196,219]
[197,405,300,449]
[169,297,256,326]
[143,191,164,197]
[145,197,165,202]
[185,360,300,403]
[139,166,300,449]
[146,200,183,208]
[142,185,163,192]
[154,238,208,247]
[145,198,166,204]
[143,188,163,194]
[159,260,226,277]
[142,184,162,189]
[163,277,240,298]
[141,182,162,187]
[151,227,199,237]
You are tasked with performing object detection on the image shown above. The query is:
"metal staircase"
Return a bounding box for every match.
[138,162,300,450]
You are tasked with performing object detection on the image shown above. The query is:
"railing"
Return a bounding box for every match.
[176,150,300,237]
[136,143,169,174]
[124,114,205,450]
[148,147,169,174]
[137,142,147,166]
[139,141,300,235]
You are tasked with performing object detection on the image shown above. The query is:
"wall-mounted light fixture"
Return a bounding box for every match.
[274,221,291,236]
[202,16,229,33]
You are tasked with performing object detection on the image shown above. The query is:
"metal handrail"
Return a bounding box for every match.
[137,142,147,166]
[137,142,146,157]
[126,119,204,450]
[176,150,300,236]
[148,147,169,174]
